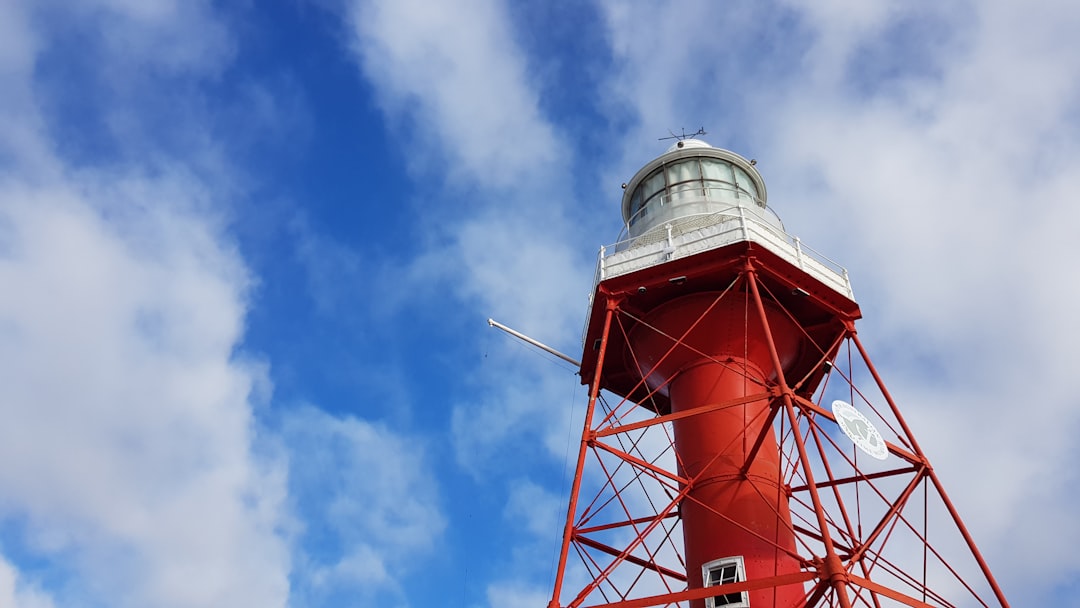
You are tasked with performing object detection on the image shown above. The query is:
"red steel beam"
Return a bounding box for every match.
[850,331,1010,608]
[550,299,619,608]
[746,264,854,608]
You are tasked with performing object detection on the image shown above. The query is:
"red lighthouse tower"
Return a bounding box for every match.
[547,140,1009,607]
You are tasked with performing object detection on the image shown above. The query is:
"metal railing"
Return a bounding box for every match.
[592,208,851,296]
[583,211,853,345]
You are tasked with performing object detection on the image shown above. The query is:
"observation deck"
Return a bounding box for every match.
[593,208,853,301]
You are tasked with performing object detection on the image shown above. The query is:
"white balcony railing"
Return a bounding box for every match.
[592,210,853,300]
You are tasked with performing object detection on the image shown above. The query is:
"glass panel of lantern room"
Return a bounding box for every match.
[641,169,666,201]
[733,166,759,203]
[666,159,701,190]
[700,158,736,201]
[640,169,667,209]
[628,186,644,226]
[630,169,666,229]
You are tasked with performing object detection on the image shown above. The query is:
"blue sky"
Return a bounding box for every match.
[1,1,1079,606]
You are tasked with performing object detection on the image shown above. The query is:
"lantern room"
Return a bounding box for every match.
[621,139,781,240]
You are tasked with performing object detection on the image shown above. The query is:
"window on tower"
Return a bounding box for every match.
[703,556,750,608]
[666,158,701,192]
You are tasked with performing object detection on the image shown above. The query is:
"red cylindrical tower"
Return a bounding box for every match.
[630,294,803,607]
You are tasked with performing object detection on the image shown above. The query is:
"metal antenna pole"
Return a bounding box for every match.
[488,318,581,367]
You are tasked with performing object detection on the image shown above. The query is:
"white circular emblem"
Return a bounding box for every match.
[831,400,888,460]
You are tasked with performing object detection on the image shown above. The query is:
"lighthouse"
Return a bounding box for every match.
[546,140,1009,607]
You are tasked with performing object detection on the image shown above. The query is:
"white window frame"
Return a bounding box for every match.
[702,555,749,608]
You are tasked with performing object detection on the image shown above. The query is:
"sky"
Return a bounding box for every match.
[0,0,1078,606]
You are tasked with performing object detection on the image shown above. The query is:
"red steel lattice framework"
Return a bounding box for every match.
[547,237,1010,608]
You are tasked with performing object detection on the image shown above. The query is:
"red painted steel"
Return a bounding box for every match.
[545,248,1011,607]
[628,293,804,607]
[549,300,619,608]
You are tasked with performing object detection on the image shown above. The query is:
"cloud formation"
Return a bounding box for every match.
[282,405,445,605]
[0,2,287,605]
[0,171,290,607]
[344,0,562,191]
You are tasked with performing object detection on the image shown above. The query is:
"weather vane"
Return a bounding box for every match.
[658,126,707,141]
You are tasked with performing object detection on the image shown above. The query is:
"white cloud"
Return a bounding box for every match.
[503,479,562,539]
[338,0,593,480]
[0,553,56,608]
[776,0,915,85]
[338,0,594,337]
[282,406,445,600]
[0,173,291,607]
[482,581,550,608]
[67,0,234,75]
[447,212,590,342]
[0,2,54,178]
[319,545,392,588]
[343,0,563,191]
[289,212,371,316]
[595,1,781,171]
[0,3,296,606]
[450,358,584,478]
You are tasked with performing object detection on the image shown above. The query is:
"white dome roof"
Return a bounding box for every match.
[664,138,712,153]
